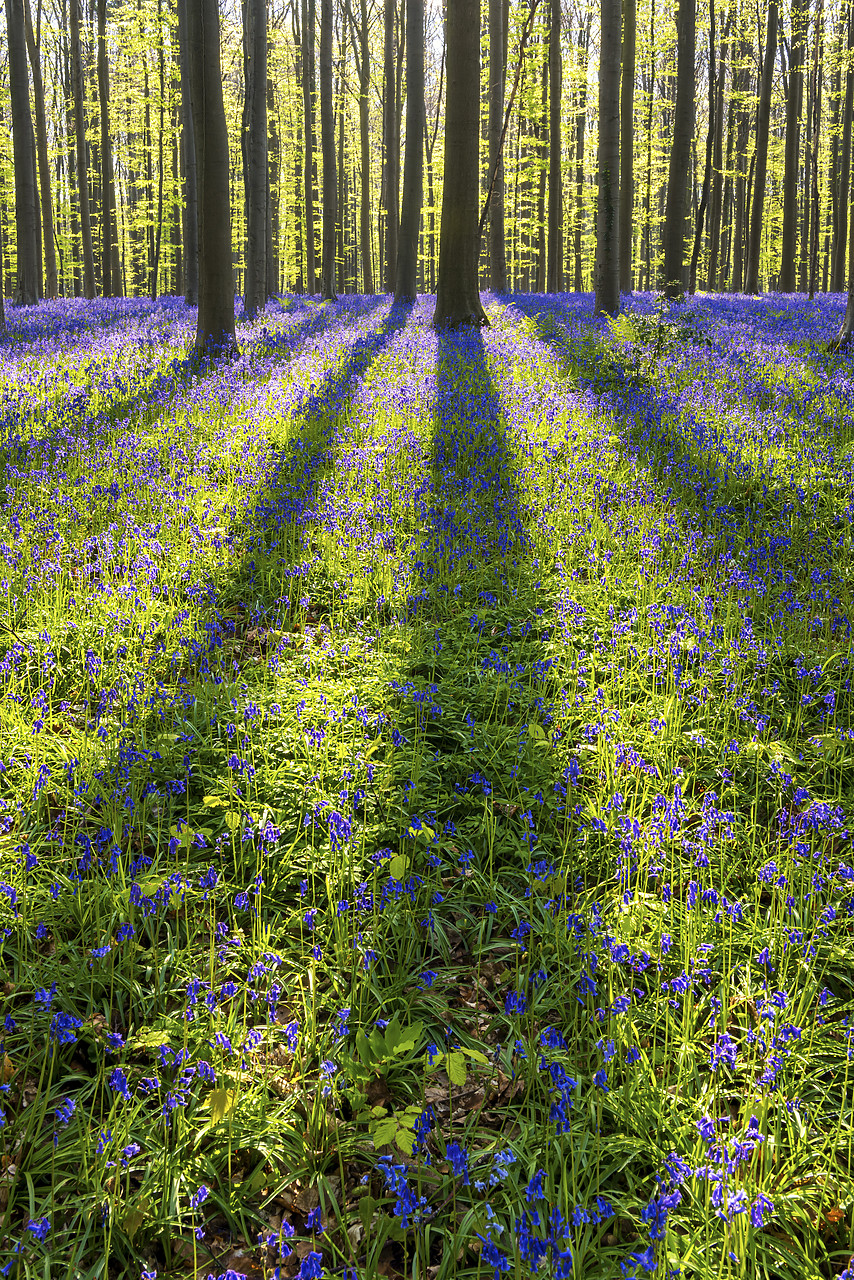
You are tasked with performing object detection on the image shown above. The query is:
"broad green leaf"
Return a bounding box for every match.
[205,1088,238,1123]
[446,1052,467,1086]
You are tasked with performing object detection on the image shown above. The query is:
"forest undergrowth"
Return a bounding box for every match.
[0,289,852,1280]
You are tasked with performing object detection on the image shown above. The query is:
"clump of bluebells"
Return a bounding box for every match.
[0,292,849,1278]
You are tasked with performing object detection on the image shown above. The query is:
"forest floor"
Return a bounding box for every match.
[0,289,852,1280]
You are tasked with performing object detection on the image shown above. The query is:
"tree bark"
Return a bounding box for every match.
[574,13,590,291]
[302,0,317,292]
[745,0,777,294]
[488,0,507,289]
[689,0,715,294]
[833,6,853,291]
[619,0,635,292]
[547,0,562,291]
[6,0,40,304]
[177,0,198,302]
[707,11,727,289]
[780,0,806,290]
[434,0,487,325]
[662,0,695,297]
[351,0,374,292]
[809,0,823,298]
[242,0,268,316]
[596,0,621,315]
[97,0,120,296]
[267,59,279,297]
[395,0,424,300]
[383,0,400,291]
[319,0,336,299]
[187,0,238,354]
[23,0,57,297]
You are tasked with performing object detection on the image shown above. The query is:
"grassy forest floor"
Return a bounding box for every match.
[0,289,852,1280]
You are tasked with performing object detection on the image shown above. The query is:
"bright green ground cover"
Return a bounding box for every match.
[0,291,852,1280]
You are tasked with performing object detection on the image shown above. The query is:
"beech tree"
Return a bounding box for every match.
[243,0,268,317]
[745,0,777,294]
[395,0,424,300]
[595,0,620,315]
[5,0,39,304]
[187,0,238,355]
[662,0,695,297]
[434,0,487,325]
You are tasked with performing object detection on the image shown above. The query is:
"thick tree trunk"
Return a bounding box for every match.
[151,0,166,298]
[242,0,268,316]
[488,0,507,290]
[382,0,400,291]
[176,0,198,303]
[619,0,635,292]
[187,0,237,354]
[745,0,777,294]
[395,0,424,300]
[596,0,621,315]
[662,0,695,297]
[689,0,715,294]
[809,0,823,298]
[319,0,336,299]
[547,0,562,291]
[6,0,39,304]
[780,0,805,290]
[357,0,373,291]
[434,0,486,325]
[302,0,317,293]
[23,0,57,297]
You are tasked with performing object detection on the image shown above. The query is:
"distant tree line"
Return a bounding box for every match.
[3,0,854,339]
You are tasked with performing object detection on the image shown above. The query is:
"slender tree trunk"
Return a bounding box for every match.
[574,14,590,291]
[780,0,806,290]
[187,0,237,354]
[707,14,727,289]
[619,0,635,292]
[383,0,400,290]
[150,0,165,298]
[6,0,39,303]
[745,0,778,293]
[536,36,547,291]
[319,0,336,299]
[267,61,279,297]
[642,0,654,288]
[434,0,486,325]
[488,0,507,289]
[596,0,621,314]
[336,55,345,294]
[23,0,57,297]
[395,0,424,300]
[809,0,823,298]
[356,0,373,291]
[176,0,198,303]
[424,43,443,293]
[833,6,853,291]
[302,0,317,292]
[689,0,715,293]
[662,0,695,296]
[97,0,119,296]
[242,0,268,316]
[547,0,562,291]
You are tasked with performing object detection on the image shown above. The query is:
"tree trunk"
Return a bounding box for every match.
[242,0,268,316]
[395,0,423,300]
[187,0,237,354]
[547,0,562,291]
[150,0,166,298]
[97,0,119,296]
[574,14,590,292]
[619,0,635,292]
[780,0,806,290]
[745,0,777,294]
[707,12,727,289]
[689,0,715,294]
[23,0,57,297]
[319,0,336,299]
[6,0,39,304]
[833,6,853,291]
[357,0,373,291]
[662,0,695,297]
[596,0,621,314]
[382,0,400,291]
[302,0,317,293]
[176,0,198,303]
[488,0,507,290]
[536,37,547,291]
[809,0,823,298]
[267,60,279,297]
[434,0,486,325]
